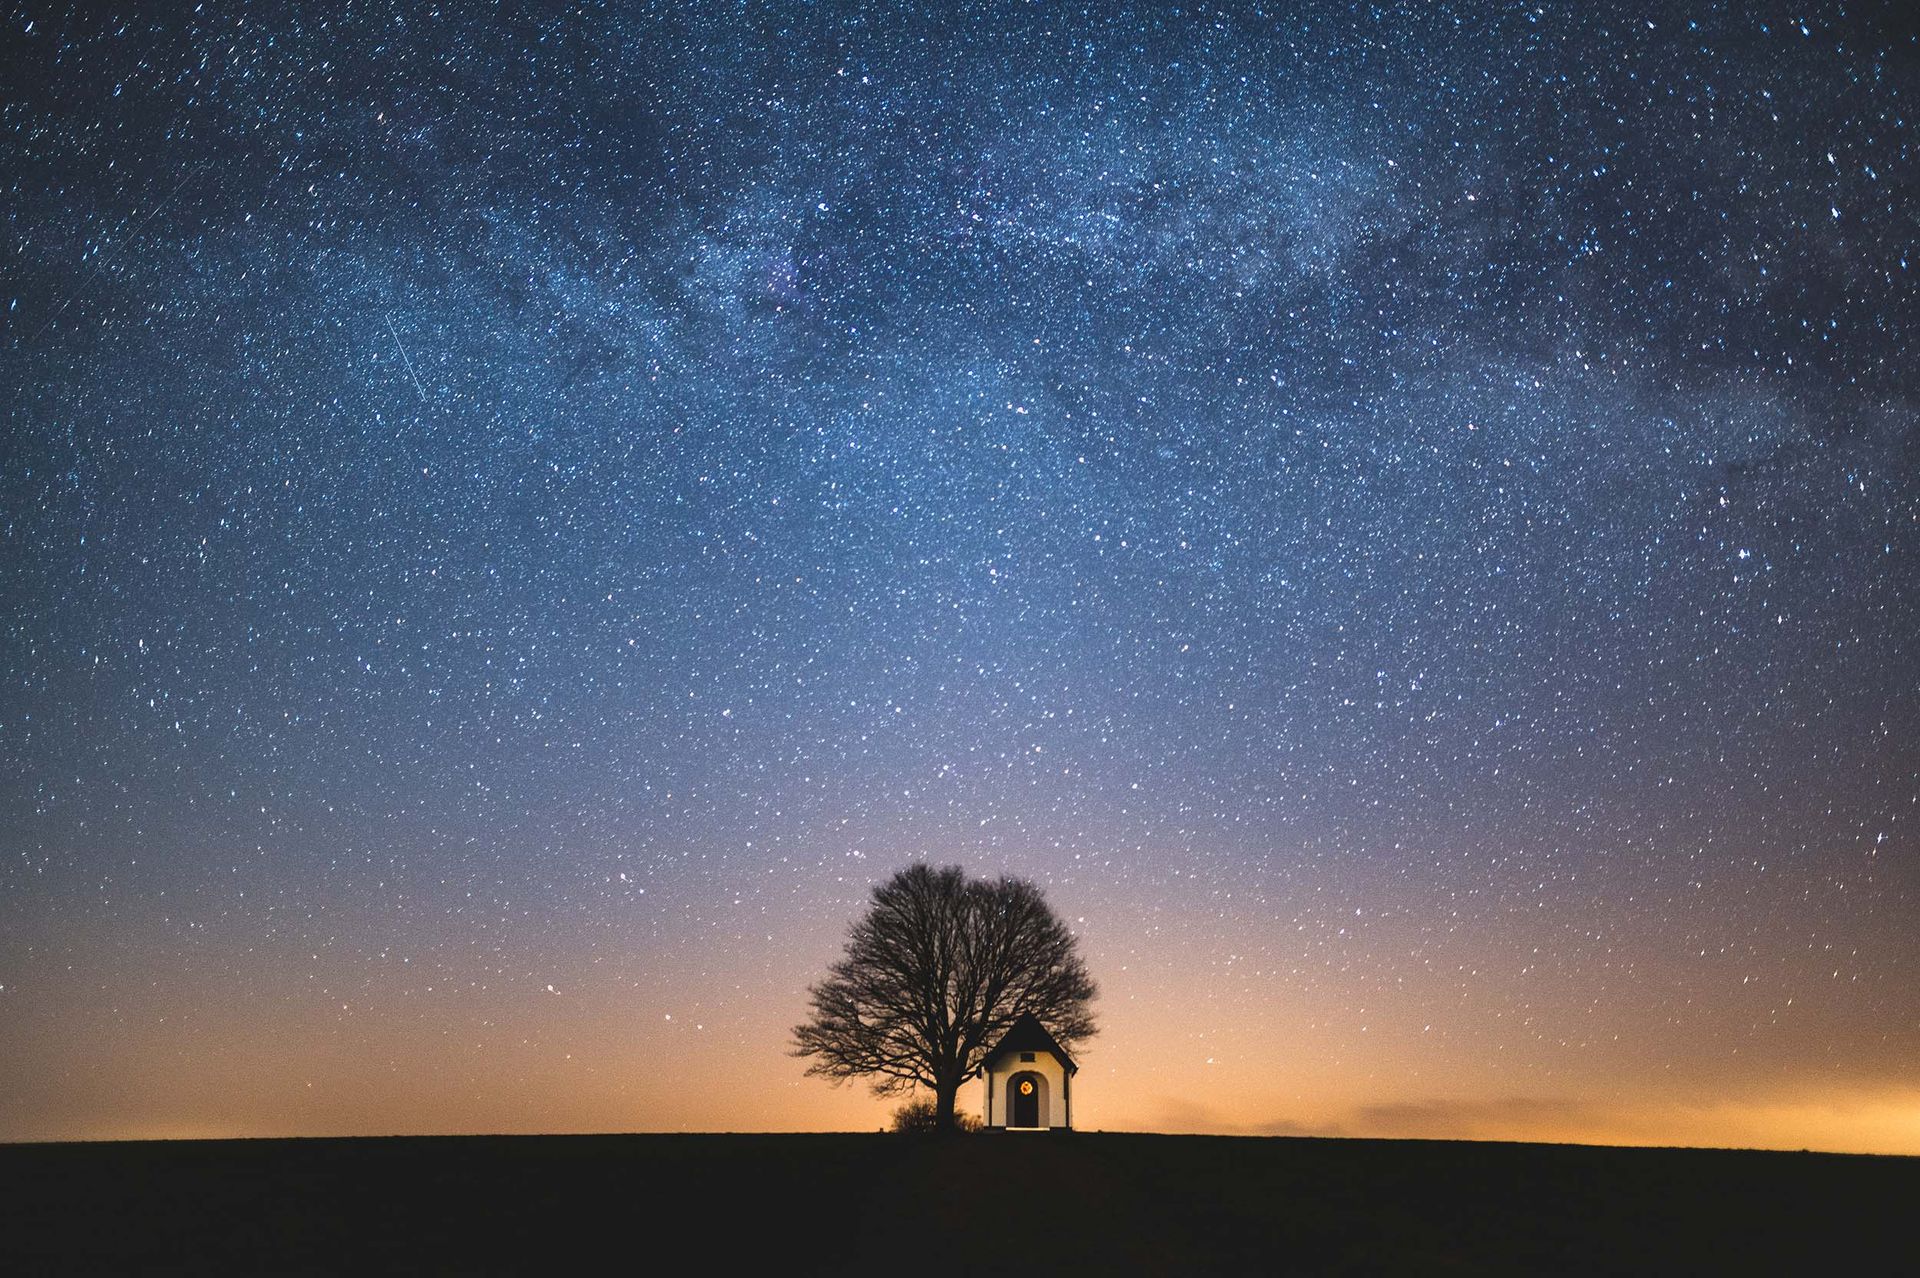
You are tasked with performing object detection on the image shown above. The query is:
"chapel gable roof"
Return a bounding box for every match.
[983,1011,1077,1074]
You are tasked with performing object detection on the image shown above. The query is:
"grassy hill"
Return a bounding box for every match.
[3,1131,1911,1274]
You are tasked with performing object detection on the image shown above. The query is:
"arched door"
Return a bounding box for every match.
[1009,1072,1041,1128]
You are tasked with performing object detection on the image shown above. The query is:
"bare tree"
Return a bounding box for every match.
[793,864,1097,1132]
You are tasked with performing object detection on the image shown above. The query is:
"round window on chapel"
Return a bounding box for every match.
[1019,1080,1034,1096]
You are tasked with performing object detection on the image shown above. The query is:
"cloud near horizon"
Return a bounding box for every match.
[1142,1087,1920,1157]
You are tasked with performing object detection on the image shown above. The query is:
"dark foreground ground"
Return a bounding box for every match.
[2,1131,1913,1275]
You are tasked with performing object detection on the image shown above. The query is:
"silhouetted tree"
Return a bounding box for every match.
[793,863,1097,1132]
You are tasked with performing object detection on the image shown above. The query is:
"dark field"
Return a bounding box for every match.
[2,1131,1911,1274]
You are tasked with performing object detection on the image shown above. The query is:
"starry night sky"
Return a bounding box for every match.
[3,2,1917,1151]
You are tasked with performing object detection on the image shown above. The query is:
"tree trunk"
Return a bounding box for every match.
[933,1080,959,1133]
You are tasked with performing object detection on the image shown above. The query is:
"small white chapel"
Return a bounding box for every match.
[981,1011,1078,1131]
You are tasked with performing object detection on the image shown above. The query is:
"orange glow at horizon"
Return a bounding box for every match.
[5,858,1914,1157]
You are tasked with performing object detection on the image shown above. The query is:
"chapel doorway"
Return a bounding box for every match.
[1010,1072,1041,1128]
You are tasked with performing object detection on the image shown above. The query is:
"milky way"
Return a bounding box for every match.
[3,3,1916,1150]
